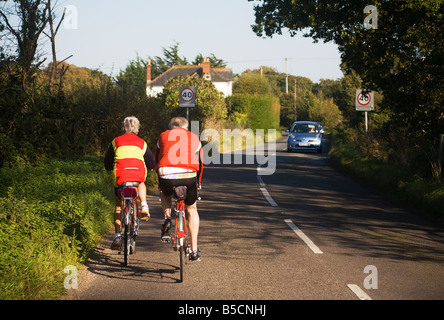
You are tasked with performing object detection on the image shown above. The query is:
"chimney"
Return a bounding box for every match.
[202,57,211,80]
[146,59,152,85]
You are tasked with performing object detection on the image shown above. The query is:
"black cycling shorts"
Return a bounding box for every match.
[158,177,198,206]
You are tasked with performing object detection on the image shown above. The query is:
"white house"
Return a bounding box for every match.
[146,57,233,97]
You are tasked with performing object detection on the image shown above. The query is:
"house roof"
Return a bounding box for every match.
[148,65,233,87]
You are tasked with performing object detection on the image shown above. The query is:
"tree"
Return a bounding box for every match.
[193,53,227,68]
[43,0,67,93]
[0,0,50,86]
[150,41,189,78]
[250,0,444,141]
[232,72,274,95]
[115,55,147,90]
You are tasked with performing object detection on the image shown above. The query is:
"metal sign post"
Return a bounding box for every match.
[179,86,196,125]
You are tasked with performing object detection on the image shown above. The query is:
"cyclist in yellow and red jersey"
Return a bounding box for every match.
[155,117,203,261]
[104,116,155,249]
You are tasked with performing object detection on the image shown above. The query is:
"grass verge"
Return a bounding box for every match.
[0,155,130,299]
[328,131,444,222]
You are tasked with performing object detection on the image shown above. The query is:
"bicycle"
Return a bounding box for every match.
[117,182,140,266]
[171,185,190,282]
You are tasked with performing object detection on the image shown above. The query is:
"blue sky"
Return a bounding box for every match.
[44,0,343,82]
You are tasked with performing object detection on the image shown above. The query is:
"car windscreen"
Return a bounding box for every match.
[292,124,318,133]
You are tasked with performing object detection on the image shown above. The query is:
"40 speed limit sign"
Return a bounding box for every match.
[355,89,374,111]
[179,86,196,107]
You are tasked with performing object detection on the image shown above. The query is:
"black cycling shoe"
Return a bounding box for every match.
[161,219,171,242]
[189,249,201,261]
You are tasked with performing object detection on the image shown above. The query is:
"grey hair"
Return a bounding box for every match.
[168,117,188,129]
[122,116,140,134]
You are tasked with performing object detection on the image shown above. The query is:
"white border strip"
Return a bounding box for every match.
[347,284,372,300]
[260,188,278,207]
[257,175,265,187]
[284,219,323,254]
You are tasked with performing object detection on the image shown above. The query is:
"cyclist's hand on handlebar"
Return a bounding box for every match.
[197,183,202,191]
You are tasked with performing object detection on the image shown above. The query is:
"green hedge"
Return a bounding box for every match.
[228,93,280,130]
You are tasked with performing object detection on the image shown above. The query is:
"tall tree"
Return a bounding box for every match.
[193,53,227,68]
[250,0,444,140]
[150,41,189,78]
[0,0,50,86]
[43,0,67,93]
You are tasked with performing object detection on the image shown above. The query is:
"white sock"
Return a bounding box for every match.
[141,201,148,207]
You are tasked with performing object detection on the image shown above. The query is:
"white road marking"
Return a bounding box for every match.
[257,175,265,187]
[260,187,278,207]
[347,284,372,300]
[284,219,323,254]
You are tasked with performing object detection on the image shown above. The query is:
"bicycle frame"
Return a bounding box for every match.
[174,198,189,252]
[171,189,191,283]
[160,185,199,282]
[118,186,140,266]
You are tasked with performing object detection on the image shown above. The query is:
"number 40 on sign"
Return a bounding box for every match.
[355,89,374,111]
[179,86,196,108]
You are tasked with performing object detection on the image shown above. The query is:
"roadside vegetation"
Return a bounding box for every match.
[329,125,444,222]
[0,157,113,299]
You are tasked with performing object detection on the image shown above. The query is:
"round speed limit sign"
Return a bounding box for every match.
[357,91,371,106]
[179,86,196,107]
[355,89,374,111]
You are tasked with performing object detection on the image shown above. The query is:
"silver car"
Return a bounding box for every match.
[286,121,323,153]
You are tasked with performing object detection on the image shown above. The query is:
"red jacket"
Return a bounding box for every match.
[155,128,203,183]
[104,133,155,187]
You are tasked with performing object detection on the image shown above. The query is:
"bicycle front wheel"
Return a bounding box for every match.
[179,245,184,282]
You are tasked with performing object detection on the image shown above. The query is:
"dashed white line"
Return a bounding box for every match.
[260,188,278,207]
[347,284,372,300]
[284,219,323,254]
[257,175,265,187]
[257,175,278,206]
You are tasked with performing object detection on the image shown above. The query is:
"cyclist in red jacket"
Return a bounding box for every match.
[155,117,203,261]
[104,116,155,249]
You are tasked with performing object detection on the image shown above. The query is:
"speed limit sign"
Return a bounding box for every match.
[179,86,196,107]
[355,89,374,111]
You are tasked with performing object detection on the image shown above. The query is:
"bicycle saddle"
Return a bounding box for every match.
[121,182,140,187]
[173,186,187,200]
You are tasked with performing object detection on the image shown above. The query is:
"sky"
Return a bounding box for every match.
[42,0,344,83]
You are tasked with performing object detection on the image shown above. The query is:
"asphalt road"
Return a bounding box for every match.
[65,134,444,303]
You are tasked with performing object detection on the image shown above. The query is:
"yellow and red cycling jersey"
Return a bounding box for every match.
[104,133,155,187]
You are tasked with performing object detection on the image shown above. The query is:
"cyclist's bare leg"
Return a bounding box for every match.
[114,197,122,233]
[138,182,147,203]
[160,192,172,220]
[186,202,199,252]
